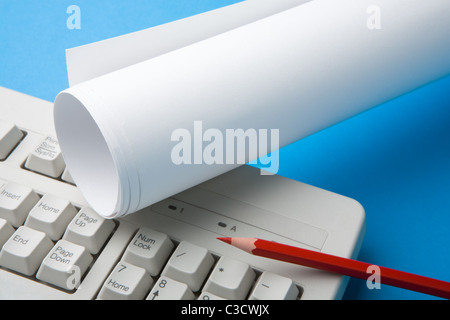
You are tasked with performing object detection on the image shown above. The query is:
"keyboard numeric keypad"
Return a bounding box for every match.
[122,227,174,276]
[249,271,300,300]
[161,241,215,292]
[203,256,256,300]
[147,276,195,300]
[98,261,154,300]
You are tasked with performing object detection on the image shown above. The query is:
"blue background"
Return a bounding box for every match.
[1,0,449,300]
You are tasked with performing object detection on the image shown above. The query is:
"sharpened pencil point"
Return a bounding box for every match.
[217,237,232,244]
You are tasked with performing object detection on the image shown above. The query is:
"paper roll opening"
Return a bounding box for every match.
[53,92,121,218]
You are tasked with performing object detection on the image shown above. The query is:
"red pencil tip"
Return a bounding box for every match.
[217,237,232,244]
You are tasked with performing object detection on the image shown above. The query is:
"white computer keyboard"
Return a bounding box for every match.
[0,86,365,300]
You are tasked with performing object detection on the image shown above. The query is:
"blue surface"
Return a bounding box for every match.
[1,0,449,300]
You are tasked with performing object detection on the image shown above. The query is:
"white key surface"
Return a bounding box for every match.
[198,292,226,300]
[122,227,174,276]
[63,207,115,254]
[147,276,195,300]
[61,168,75,185]
[0,182,40,227]
[36,239,93,290]
[25,194,78,240]
[0,218,14,248]
[203,256,256,300]
[97,261,153,300]
[25,136,65,178]
[249,271,300,300]
[0,120,23,160]
[0,226,53,276]
[161,241,214,292]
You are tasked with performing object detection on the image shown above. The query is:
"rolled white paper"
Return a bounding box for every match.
[54,0,450,218]
[66,0,312,86]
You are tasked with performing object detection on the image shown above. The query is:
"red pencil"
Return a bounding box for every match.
[217,237,450,299]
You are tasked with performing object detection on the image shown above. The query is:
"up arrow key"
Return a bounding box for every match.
[151,290,159,300]
[146,276,194,300]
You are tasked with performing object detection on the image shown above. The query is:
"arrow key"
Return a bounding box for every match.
[147,276,194,300]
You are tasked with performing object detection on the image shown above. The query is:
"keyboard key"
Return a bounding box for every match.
[122,227,174,276]
[248,271,299,300]
[0,218,14,248]
[63,208,115,254]
[161,241,214,292]
[97,261,153,300]
[25,136,65,178]
[0,226,53,276]
[203,256,256,300]
[36,239,93,290]
[0,120,23,160]
[198,292,226,300]
[25,195,78,240]
[0,182,40,227]
[61,168,75,185]
[147,276,195,300]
